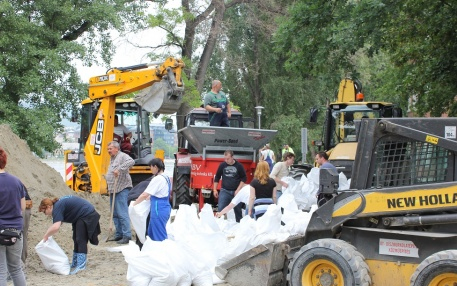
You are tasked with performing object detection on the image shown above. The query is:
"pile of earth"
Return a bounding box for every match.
[0,124,128,286]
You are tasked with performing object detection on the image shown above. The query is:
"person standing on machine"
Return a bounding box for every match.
[204,80,231,126]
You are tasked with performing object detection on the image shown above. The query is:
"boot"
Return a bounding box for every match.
[69,253,87,275]
[70,252,77,268]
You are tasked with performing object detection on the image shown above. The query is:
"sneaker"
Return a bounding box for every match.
[108,236,122,242]
[116,237,130,244]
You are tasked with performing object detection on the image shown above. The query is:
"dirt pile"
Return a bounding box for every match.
[0,124,128,286]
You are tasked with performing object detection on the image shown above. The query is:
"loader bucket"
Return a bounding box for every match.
[179,126,277,154]
[215,235,306,286]
[134,79,184,114]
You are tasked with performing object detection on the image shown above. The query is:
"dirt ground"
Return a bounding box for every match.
[0,124,229,286]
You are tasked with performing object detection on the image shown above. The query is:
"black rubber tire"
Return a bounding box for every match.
[410,250,457,286]
[172,172,192,209]
[287,238,371,286]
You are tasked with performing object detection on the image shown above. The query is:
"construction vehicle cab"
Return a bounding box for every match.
[313,78,402,178]
[218,117,457,286]
[65,57,184,194]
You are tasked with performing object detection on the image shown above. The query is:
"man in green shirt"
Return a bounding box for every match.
[281,144,294,156]
[204,80,231,126]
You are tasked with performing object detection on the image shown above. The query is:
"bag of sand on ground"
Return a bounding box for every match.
[35,236,70,275]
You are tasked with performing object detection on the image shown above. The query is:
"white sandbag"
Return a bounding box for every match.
[255,204,282,235]
[129,200,150,244]
[338,172,350,190]
[176,273,192,286]
[169,204,201,241]
[199,203,220,232]
[192,270,213,286]
[35,237,70,275]
[277,193,298,211]
[218,216,257,264]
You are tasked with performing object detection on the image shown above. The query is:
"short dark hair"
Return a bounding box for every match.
[318,151,329,160]
[149,158,165,172]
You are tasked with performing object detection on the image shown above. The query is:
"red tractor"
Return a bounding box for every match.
[171,108,277,210]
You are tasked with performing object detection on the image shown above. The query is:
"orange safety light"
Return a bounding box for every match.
[356,92,364,102]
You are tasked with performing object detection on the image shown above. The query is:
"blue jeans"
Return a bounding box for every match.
[277,190,283,201]
[218,188,242,222]
[110,188,131,238]
[0,237,26,286]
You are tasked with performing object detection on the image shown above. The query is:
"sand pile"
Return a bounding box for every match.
[0,124,128,286]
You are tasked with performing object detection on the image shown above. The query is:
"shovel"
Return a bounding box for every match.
[104,177,118,242]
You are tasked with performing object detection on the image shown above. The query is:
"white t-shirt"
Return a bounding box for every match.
[230,185,250,205]
[144,175,170,198]
[114,124,130,138]
[261,149,275,162]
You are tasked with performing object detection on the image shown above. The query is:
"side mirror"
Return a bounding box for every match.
[165,118,173,131]
[309,107,319,123]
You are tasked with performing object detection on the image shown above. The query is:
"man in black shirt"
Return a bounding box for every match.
[213,150,247,222]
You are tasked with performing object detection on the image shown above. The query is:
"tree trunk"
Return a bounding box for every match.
[195,0,226,92]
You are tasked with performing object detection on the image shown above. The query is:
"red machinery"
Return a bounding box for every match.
[177,125,277,210]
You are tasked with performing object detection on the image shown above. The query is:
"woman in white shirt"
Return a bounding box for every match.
[134,158,171,241]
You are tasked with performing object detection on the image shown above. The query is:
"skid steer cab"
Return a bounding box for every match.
[65,57,184,194]
[218,117,457,286]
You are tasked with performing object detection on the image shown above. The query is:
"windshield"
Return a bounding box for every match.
[330,106,381,146]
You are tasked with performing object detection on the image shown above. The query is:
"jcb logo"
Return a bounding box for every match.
[94,119,104,155]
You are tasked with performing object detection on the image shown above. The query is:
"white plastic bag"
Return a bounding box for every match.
[35,237,70,275]
[129,200,150,243]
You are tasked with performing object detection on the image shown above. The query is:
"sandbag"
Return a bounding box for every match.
[35,237,70,275]
[129,200,150,243]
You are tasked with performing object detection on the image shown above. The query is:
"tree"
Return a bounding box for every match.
[275,0,457,116]
[0,0,152,156]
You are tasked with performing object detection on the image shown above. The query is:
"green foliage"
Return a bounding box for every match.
[0,0,149,156]
[275,0,457,117]
[152,137,177,159]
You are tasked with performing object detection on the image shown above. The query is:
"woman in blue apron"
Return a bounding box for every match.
[134,158,171,241]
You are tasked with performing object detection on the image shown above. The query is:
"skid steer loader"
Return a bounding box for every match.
[217,117,457,286]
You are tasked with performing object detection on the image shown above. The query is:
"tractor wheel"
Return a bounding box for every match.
[410,250,457,286]
[172,172,192,209]
[288,238,371,286]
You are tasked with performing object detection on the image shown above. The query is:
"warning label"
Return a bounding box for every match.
[202,129,215,134]
[379,238,419,258]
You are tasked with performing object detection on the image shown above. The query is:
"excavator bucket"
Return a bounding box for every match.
[215,235,306,286]
[134,79,184,114]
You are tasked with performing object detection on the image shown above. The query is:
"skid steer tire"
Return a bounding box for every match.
[287,238,371,286]
[172,173,192,209]
[410,250,457,286]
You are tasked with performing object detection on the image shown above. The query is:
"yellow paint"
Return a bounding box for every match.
[366,260,417,286]
[429,273,457,286]
[302,258,345,286]
[328,142,358,160]
[426,135,439,145]
[333,185,457,217]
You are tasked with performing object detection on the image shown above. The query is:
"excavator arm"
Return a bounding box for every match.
[83,57,185,194]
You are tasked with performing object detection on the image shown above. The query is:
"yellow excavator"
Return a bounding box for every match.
[64,57,184,194]
[311,78,402,177]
